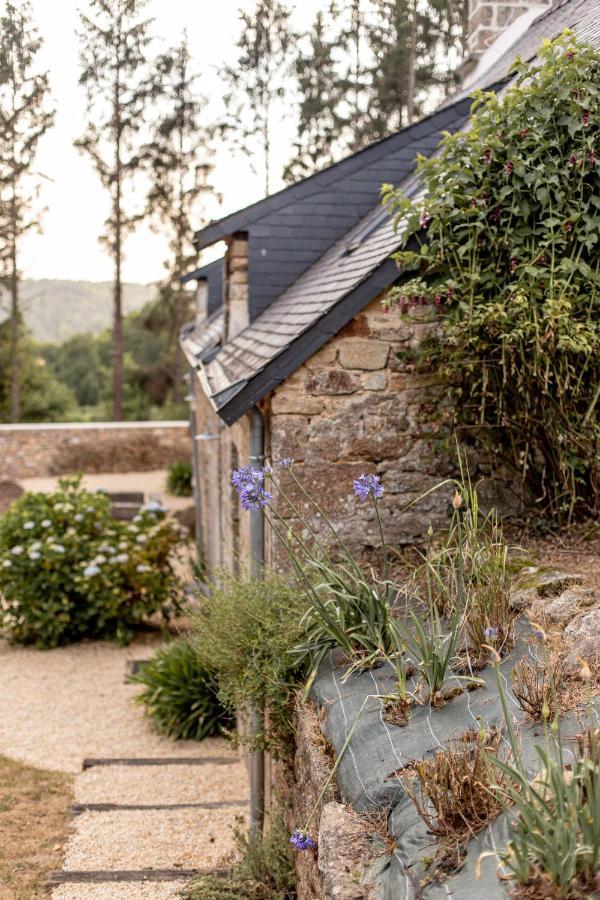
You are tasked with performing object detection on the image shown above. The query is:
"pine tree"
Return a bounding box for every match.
[222,0,292,196]
[145,35,216,402]
[367,0,465,136]
[284,9,345,182]
[0,0,54,423]
[76,0,154,421]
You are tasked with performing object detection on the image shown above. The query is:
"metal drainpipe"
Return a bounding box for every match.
[248,407,265,836]
[187,367,203,564]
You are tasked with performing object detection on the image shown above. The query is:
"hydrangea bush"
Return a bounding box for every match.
[0,476,184,647]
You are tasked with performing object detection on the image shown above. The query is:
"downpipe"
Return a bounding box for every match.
[248,407,265,837]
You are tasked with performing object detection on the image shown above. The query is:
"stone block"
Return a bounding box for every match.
[228,255,248,273]
[271,393,323,416]
[304,369,360,395]
[304,343,338,368]
[361,371,387,391]
[229,269,247,285]
[338,339,389,371]
[228,283,248,304]
[228,236,248,257]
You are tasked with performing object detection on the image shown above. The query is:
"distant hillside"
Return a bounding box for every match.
[0,279,157,343]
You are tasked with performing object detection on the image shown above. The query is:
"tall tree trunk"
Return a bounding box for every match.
[9,186,20,423]
[113,228,123,421]
[112,66,123,422]
[407,0,417,125]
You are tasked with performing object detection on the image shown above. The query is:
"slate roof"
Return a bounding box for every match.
[180,258,223,316]
[194,97,475,319]
[180,309,224,370]
[185,0,596,426]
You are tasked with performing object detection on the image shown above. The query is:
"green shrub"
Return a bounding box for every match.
[0,476,184,648]
[383,34,600,524]
[166,461,193,497]
[131,637,231,740]
[181,811,296,899]
[193,572,308,752]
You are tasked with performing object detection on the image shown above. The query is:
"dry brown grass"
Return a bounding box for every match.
[402,728,508,870]
[0,755,73,899]
[511,655,565,722]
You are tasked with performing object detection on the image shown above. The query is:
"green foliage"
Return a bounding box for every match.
[181,811,296,899]
[489,665,600,897]
[384,34,600,524]
[0,476,184,648]
[131,637,231,741]
[193,572,307,752]
[0,321,76,423]
[166,461,193,497]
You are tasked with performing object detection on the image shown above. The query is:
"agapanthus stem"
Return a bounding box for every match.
[288,470,364,580]
[372,497,389,598]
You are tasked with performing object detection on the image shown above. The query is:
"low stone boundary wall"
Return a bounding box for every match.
[0,421,190,480]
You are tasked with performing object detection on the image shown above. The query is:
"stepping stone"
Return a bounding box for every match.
[76,762,248,806]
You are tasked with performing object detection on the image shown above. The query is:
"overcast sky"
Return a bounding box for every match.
[14,0,325,284]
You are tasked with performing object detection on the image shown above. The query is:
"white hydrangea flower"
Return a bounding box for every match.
[23,521,35,530]
[94,554,107,564]
[136,564,149,573]
[10,546,23,555]
[116,553,129,564]
[83,564,101,577]
[136,534,147,544]
[51,544,66,553]
[127,524,138,533]
[41,519,51,528]
[30,542,41,551]
[74,513,83,522]
[28,551,41,560]
[2,559,12,568]
[118,541,128,550]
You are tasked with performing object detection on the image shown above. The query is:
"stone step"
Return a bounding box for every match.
[76,761,249,806]
[51,880,190,899]
[59,807,247,872]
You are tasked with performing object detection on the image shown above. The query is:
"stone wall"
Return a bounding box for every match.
[0,421,190,481]
[193,387,252,574]
[267,298,454,559]
[467,0,551,57]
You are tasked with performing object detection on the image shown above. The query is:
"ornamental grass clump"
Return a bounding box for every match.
[483,658,600,897]
[403,728,507,851]
[383,33,600,525]
[0,476,183,647]
[131,637,231,741]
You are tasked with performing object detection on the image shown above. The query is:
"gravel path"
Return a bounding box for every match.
[0,636,249,898]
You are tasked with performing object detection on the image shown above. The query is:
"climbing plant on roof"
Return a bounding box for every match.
[383,32,600,525]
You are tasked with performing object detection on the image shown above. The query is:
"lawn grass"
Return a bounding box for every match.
[0,755,73,899]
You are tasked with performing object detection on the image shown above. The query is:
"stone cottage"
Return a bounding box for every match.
[181,0,584,579]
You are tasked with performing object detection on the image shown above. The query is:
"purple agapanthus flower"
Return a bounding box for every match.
[353,473,384,501]
[240,483,273,511]
[278,457,294,470]
[232,465,265,491]
[290,829,316,851]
